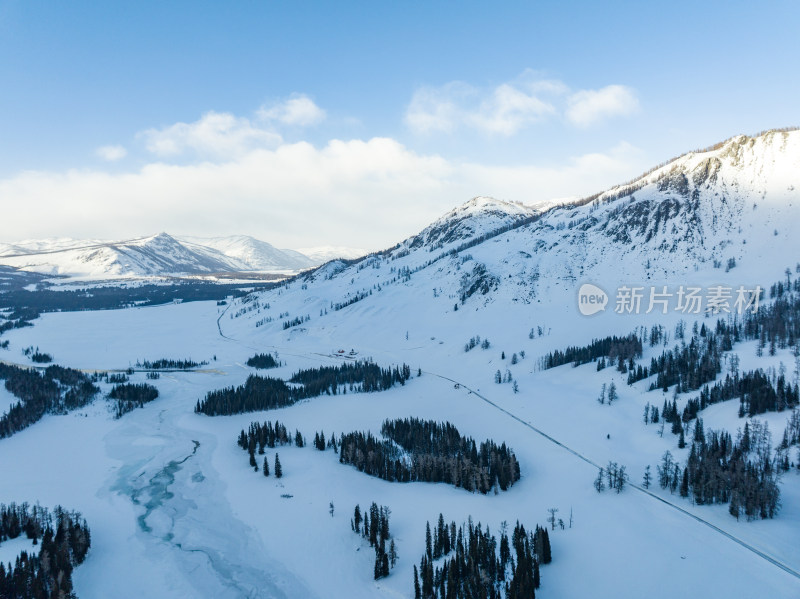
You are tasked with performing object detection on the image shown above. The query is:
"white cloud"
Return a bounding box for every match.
[95,145,127,161]
[404,82,473,134]
[406,73,639,134]
[566,85,639,127]
[258,94,326,127]
[0,135,643,249]
[139,111,282,158]
[405,79,555,136]
[467,84,555,135]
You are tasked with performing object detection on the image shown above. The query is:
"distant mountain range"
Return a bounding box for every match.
[0,233,366,279]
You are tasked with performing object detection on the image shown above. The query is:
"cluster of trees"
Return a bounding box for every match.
[196,360,411,416]
[539,334,642,370]
[657,420,781,520]
[464,335,491,352]
[109,383,159,418]
[0,503,91,599]
[134,358,206,370]
[237,420,294,454]
[331,289,371,311]
[236,420,297,475]
[312,430,338,451]
[695,370,799,418]
[245,353,281,369]
[288,360,411,395]
[282,315,310,329]
[414,518,550,599]
[742,270,800,350]
[196,375,295,415]
[339,418,520,494]
[351,503,396,580]
[0,364,99,438]
[30,352,52,364]
[642,326,724,392]
[593,461,627,493]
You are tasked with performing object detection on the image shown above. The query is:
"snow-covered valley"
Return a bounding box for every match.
[2,130,800,598]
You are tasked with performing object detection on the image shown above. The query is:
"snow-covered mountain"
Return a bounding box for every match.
[179,235,316,271]
[295,246,368,263]
[0,233,364,279]
[292,129,800,310]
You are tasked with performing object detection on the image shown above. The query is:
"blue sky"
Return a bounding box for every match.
[0,1,798,248]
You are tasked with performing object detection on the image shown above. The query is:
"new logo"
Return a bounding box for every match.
[578,283,608,316]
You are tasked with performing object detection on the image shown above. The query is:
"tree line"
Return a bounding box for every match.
[414,517,550,599]
[195,360,411,416]
[0,503,91,599]
[134,358,207,370]
[539,333,642,370]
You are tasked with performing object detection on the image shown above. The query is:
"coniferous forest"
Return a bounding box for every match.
[0,503,91,599]
[414,516,550,599]
[195,360,411,415]
[339,418,520,493]
[0,364,99,439]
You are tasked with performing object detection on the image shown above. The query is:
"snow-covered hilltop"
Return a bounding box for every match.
[0,233,364,279]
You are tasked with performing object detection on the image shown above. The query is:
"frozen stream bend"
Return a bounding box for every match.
[104,385,316,599]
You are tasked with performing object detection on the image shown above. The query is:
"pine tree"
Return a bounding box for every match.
[594,468,605,492]
[642,465,651,489]
[262,456,269,477]
[274,453,283,478]
[413,564,421,599]
[389,538,397,568]
[680,467,689,497]
[425,521,433,560]
[607,381,618,404]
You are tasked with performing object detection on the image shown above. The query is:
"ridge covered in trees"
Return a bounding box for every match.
[339,418,520,493]
[0,364,99,439]
[195,360,411,416]
[414,517,550,599]
[0,503,91,599]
